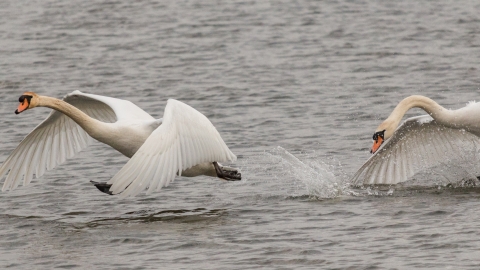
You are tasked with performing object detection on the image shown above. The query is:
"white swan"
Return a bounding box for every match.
[351,95,480,185]
[1,90,240,197]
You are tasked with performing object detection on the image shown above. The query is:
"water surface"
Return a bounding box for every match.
[1,0,480,269]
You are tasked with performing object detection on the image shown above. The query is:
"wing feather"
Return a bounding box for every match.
[398,143,408,182]
[147,154,165,194]
[352,115,480,185]
[108,99,237,197]
[1,91,118,191]
[145,154,162,195]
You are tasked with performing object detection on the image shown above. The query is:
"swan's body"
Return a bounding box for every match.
[352,95,480,185]
[1,90,240,197]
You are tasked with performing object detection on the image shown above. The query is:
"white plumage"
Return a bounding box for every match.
[351,115,480,185]
[1,90,238,197]
[352,95,480,186]
[107,98,236,197]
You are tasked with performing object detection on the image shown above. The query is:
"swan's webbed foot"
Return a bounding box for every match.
[213,162,241,181]
[90,180,114,195]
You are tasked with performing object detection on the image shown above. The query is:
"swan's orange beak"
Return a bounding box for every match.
[370,137,383,154]
[15,101,28,114]
[15,95,32,114]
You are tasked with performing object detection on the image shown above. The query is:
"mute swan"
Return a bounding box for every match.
[351,95,480,185]
[1,90,240,197]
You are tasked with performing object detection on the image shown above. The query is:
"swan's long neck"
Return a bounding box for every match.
[389,95,448,120]
[37,96,111,140]
[382,95,454,136]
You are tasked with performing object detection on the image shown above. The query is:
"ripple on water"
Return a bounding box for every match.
[1,0,480,269]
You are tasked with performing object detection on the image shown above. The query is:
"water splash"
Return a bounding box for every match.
[264,146,352,199]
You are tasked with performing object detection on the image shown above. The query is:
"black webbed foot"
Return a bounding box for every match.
[213,162,242,181]
[90,180,114,195]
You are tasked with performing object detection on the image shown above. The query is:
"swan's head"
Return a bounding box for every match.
[370,119,396,154]
[15,92,38,114]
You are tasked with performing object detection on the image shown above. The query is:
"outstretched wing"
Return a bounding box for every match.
[1,90,118,191]
[351,115,480,185]
[107,99,237,197]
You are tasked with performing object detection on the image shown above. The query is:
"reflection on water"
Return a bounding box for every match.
[84,208,227,228]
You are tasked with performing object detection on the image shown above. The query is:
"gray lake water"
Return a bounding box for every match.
[1,0,480,269]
